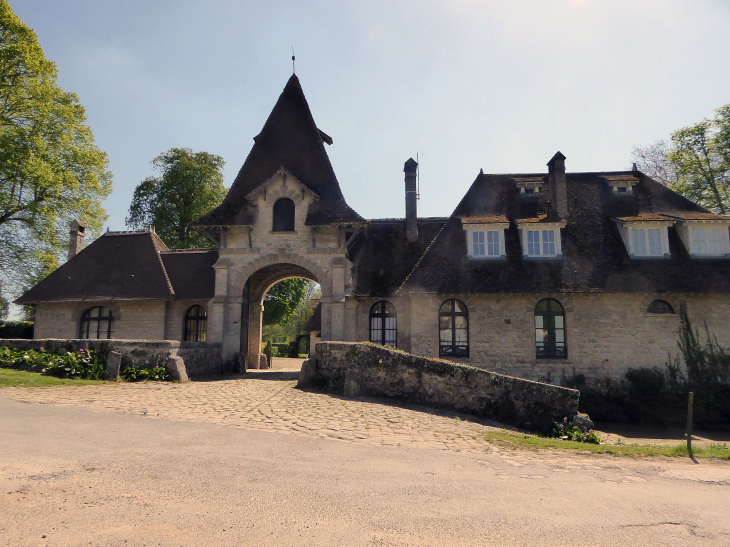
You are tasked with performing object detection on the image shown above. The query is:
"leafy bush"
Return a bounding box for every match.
[0,321,34,339]
[44,349,105,380]
[549,417,601,444]
[0,346,105,379]
[120,364,170,382]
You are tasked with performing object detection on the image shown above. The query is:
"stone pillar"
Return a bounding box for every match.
[247,301,264,368]
[208,259,230,344]
[222,297,242,363]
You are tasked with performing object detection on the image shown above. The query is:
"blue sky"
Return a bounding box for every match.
[10,0,730,227]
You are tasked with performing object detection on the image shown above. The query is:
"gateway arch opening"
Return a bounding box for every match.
[240,263,320,370]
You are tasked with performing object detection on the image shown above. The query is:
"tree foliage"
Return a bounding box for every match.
[126,148,226,249]
[0,1,113,296]
[262,278,310,327]
[632,105,730,213]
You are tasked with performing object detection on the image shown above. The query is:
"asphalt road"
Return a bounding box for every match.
[1,398,729,546]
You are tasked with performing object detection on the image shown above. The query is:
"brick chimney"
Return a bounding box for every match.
[68,219,86,260]
[404,158,418,242]
[547,152,568,219]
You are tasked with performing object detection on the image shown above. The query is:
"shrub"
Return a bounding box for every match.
[120,364,170,382]
[549,417,601,444]
[0,346,106,380]
[0,321,34,339]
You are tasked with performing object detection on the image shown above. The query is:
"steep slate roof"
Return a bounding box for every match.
[349,218,447,297]
[397,170,730,295]
[194,75,363,227]
[16,231,218,304]
[160,249,218,300]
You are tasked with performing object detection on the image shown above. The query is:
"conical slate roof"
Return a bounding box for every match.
[194,75,363,227]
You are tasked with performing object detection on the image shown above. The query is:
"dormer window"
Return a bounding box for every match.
[516,221,566,259]
[613,218,672,258]
[605,174,638,195]
[463,220,508,259]
[514,177,544,198]
[675,220,730,257]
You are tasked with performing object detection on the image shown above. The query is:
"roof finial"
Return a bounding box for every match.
[292,47,296,74]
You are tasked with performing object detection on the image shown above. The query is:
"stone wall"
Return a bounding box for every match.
[307,342,579,432]
[400,292,730,382]
[33,300,168,341]
[0,339,228,378]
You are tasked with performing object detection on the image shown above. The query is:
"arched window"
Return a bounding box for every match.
[370,301,397,346]
[647,300,674,314]
[439,299,469,357]
[535,299,566,359]
[184,305,207,342]
[79,306,113,340]
[272,198,295,232]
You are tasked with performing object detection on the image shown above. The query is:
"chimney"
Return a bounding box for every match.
[68,219,86,260]
[547,151,568,219]
[404,158,418,242]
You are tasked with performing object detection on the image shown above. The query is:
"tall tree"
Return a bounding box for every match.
[632,105,730,213]
[0,1,113,296]
[263,278,310,327]
[126,148,227,248]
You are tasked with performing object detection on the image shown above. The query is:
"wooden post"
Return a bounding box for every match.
[686,391,694,459]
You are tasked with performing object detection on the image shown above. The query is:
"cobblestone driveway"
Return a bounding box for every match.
[0,374,505,453]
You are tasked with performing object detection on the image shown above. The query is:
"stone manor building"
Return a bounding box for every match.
[17,75,730,381]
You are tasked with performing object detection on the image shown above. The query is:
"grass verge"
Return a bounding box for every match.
[0,368,108,387]
[482,431,730,460]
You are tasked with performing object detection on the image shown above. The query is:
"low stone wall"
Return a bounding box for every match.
[0,339,228,378]
[304,342,579,433]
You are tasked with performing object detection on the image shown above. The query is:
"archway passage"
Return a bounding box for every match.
[241,263,319,369]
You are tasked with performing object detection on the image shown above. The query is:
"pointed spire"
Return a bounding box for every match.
[194,75,362,227]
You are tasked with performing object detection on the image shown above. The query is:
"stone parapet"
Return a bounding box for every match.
[309,342,579,433]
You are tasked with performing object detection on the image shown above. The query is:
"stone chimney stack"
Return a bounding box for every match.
[547,151,568,219]
[404,157,418,242]
[68,219,86,261]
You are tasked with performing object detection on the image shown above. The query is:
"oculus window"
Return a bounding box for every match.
[272,198,295,232]
[439,299,469,357]
[534,299,566,359]
[184,305,207,342]
[369,301,397,347]
[79,306,113,340]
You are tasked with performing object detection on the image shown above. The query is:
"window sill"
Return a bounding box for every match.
[688,254,730,259]
[629,254,670,259]
[468,255,506,261]
[523,255,562,260]
[645,313,676,317]
[269,231,298,235]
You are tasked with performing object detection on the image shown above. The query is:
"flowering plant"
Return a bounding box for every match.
[550,417,601,444]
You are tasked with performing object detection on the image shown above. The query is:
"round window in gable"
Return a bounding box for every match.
[647,300,674,314]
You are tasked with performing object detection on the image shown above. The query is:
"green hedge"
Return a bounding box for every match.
[0,321,34,339]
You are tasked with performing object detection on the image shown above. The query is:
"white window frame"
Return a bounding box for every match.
[464,223,508,259]
[516,222,566,259]
[676,221,730,258]
[613,220,672,258]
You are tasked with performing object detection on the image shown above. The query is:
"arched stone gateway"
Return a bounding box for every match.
[206,247,352,368]
[240,262,319,368]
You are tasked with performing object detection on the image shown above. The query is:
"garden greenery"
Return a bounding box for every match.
[0,346,105,379]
